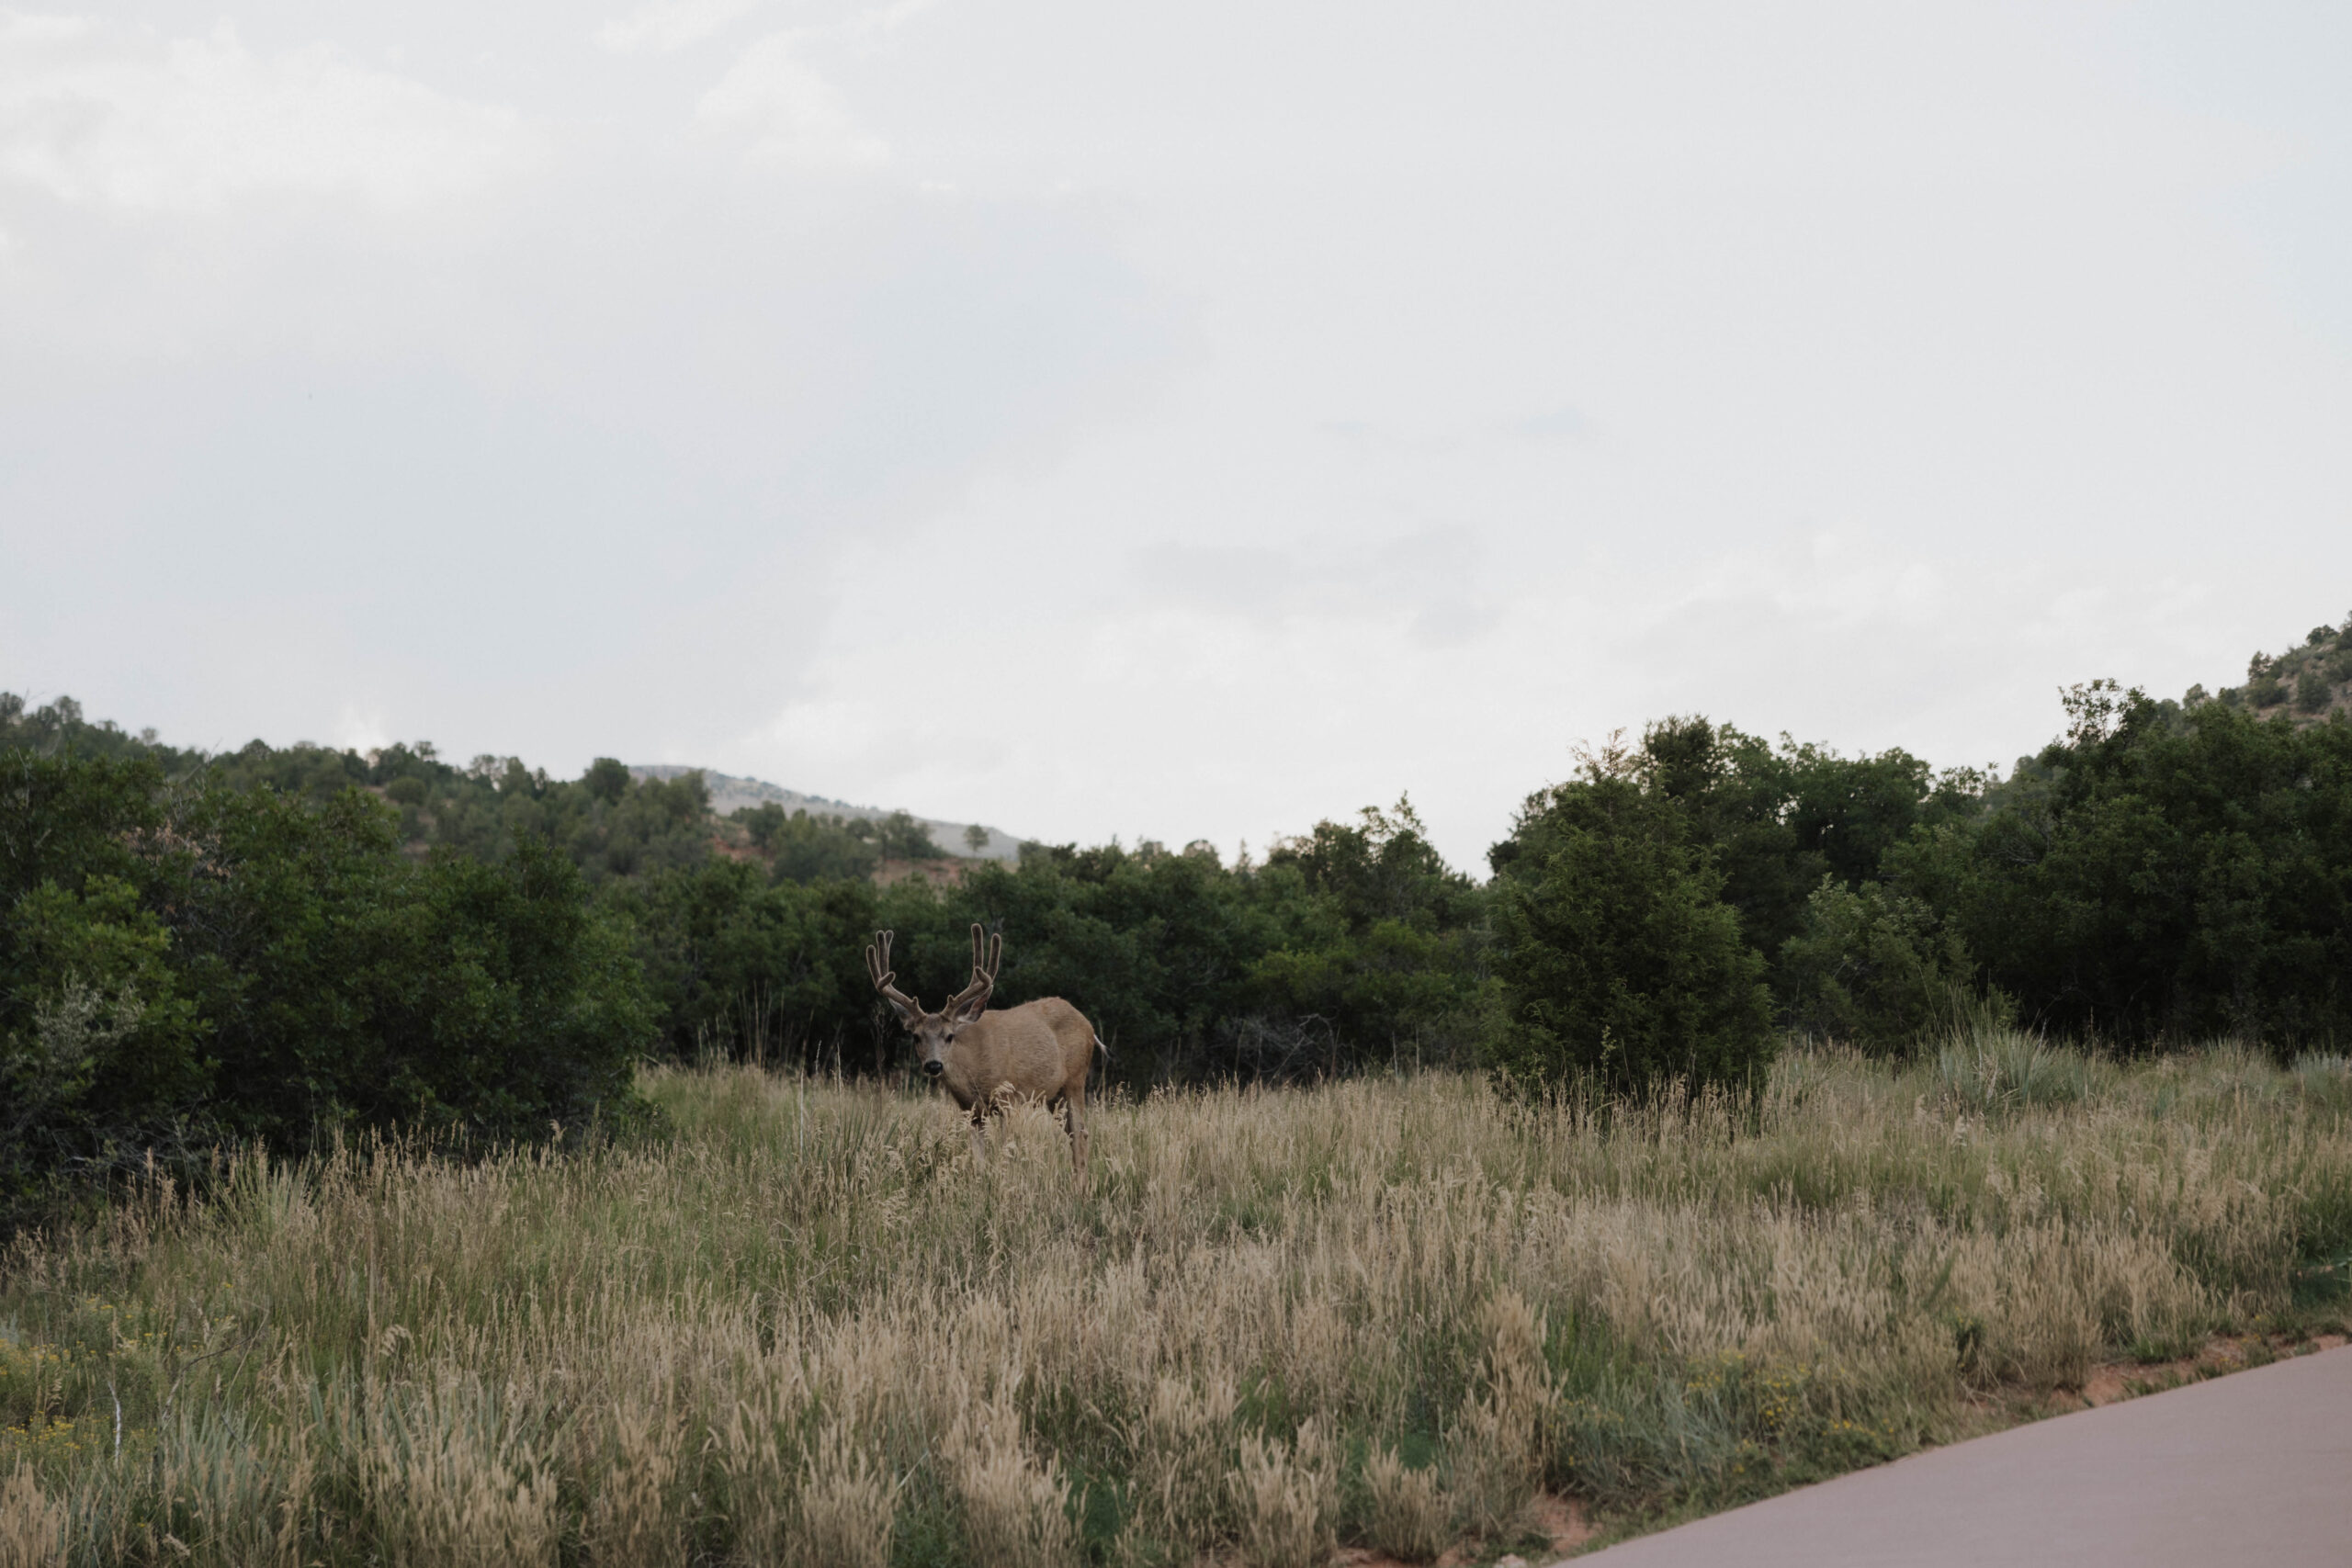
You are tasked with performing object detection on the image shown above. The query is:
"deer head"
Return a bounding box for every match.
[866,923,1003,1078]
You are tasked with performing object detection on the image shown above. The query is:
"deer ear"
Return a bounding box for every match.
[951,989,989,1023]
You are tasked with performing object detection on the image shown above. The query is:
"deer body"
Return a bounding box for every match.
[867,926,1106,1175]
[933,996,1101,1168]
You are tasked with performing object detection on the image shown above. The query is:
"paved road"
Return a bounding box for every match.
[1576,1345,2352,1567]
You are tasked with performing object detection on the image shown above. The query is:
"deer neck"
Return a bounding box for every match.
[940,1013,1000,1111]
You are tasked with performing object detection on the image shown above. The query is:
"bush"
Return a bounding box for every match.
[1609,716,1982,993]
[601,861,885,1068]
[0,751,211,1209]
[1932,1010,2093,1113]
[153,780,655,1146]
[1890,683,2352,1049]
[1,749,656,1220]
[1780,878,1982,1053]
[1484,761,1773,1097]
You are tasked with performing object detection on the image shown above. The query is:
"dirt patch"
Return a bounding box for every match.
[1523,1494,1597,1558]
[1333,1492,1595,1568]
[2079,1332,2347,1409]
[873,855,978,888]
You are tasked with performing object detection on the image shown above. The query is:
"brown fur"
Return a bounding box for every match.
[930,996,1102,1171]
[867,926,1104,1175]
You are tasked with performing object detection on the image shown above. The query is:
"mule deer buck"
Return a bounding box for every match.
[867,924,1108,1174]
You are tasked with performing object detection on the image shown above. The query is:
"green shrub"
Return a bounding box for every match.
[1,749,655,1220]
[0,751,210,1208]
[152,780,655,1146]
[1484,761,1773,1097]
[1891,683,2352,1049]
[1932,1009,2092,1112]
[1779,879,1980,1054]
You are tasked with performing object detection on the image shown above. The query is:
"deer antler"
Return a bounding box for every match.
[943,922,1002,1021]
[865,930,922,1018]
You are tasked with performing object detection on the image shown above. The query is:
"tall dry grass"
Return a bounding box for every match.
[2,1039,2348,1564]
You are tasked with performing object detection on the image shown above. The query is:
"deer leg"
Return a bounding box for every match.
[968,1114,988,1163]
[1065,1083,1090,1178]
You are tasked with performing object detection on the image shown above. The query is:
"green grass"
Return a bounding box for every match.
[1,1038,2347,1565]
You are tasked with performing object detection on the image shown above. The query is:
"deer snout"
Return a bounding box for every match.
[922,1058,946,1078]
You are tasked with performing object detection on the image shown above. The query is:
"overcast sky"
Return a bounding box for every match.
[4,2,2349,869]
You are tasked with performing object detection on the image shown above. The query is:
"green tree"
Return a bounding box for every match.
[602,861,884,1067]
[1,739,657,1223]
[2246,655,2286,708]
[1485,750,1774,1097]
[735,806,883,884]
[1890,682,2352,1047]
[1253,799,1489,1066]
[584,757,631,804]
[1778,878,1988,1053]
[0,751,213,1210]
[877,811,945,860]
[1632,716,1982,975]
[151,784,655,1146]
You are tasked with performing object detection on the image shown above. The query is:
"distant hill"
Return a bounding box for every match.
[627,765,1024,861]
[2197,614,2352,725]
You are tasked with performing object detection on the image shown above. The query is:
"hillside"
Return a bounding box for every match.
[628,763,1024,860]
[2198,614,2352,724]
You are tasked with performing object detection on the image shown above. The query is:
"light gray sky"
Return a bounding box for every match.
[5,2,2349,869]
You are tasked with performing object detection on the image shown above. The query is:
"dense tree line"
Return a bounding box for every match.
[1487,659,2352,1083]
[0,694,1494,1220]
[1484,723,1979,1093]
[0,734,649,1222]
[599,797,1486,1085]
[7,613,2352,1208]
[1884,680,2352,1047]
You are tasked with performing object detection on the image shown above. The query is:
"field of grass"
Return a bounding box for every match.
[4,1031,2350,1567]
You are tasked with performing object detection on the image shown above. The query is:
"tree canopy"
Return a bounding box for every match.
[9,605,2352,1216]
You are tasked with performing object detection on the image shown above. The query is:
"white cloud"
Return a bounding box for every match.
[595,0,766,55]
[7,2,2351,872]
[334,704,394,754]
[0,16,542,212]
[697,31,887,167]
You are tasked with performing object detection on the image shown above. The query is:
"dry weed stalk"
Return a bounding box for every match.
[0,1044,2341,1563]
[945,1386,1078,1568]
[577,1385,688,1568]
[139,1404,314,1568]
[1228,1418,1337,1568]
[1443,1290,1556,1540]
[792,1422,895,1568]
[344,1371,560,1568]
[1125,1370,1240,1551]
[0,1465,65,1568]
[1363,1446,1447,1563]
